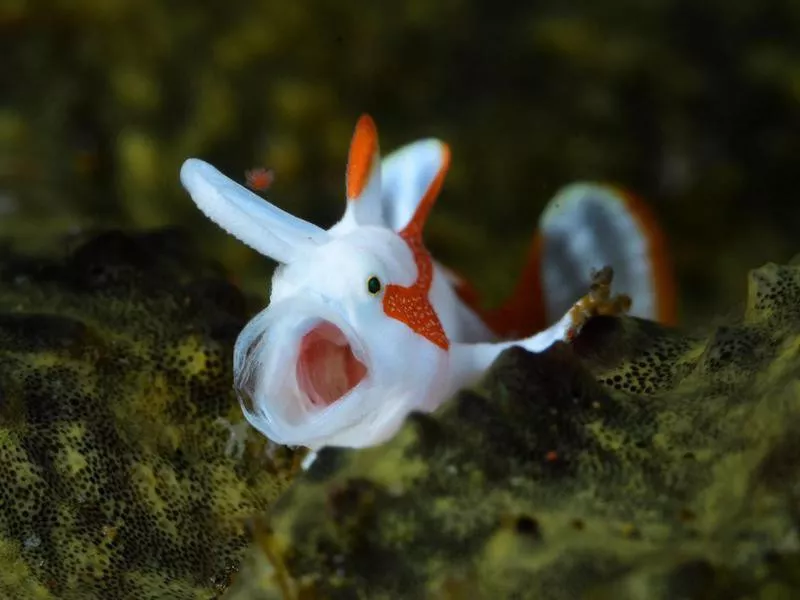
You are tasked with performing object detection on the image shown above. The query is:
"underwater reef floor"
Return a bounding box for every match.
[227,259,800,599]
[1,230,800,599]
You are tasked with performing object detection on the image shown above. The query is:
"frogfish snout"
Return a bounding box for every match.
[232,297,372,435]
[233,297,448,449]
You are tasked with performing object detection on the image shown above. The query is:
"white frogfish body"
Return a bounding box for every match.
[180,114,676,451]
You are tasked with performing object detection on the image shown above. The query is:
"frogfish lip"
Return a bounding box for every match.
[295,319,368,408]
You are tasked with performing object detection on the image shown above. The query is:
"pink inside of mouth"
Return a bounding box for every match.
[296,321,368,408]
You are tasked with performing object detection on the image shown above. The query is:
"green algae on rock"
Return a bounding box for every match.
[225,260,800,599]
[0,229,298,599]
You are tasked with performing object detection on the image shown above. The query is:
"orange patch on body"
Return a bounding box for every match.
[451,234,548,339]
[613,187,678,326]
[346,114,379,201]
[382,144,451,350]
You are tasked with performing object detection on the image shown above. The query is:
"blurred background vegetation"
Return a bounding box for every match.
[2,0,800,326]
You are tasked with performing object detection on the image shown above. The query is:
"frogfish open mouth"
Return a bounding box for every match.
[231,299,376,447]
[297,321,368,408]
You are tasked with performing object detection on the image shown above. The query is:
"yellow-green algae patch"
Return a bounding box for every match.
[0,230,298,599]
[226,260,800,599]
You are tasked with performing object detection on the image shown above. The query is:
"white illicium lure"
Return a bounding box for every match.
[180,114,676,453]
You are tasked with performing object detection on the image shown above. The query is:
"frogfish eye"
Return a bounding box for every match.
[366,275,382,295]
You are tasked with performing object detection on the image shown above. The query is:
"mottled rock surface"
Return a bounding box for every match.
[0,230,296,599]
[227,259,800,599]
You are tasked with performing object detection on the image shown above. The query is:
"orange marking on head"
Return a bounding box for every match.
[382,144,451,350]
[452,234,548,339]
[613,187,678,326]
[346,114,379,201]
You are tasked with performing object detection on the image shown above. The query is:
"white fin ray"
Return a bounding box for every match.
[180,158,329,264]
[379,139,449,232]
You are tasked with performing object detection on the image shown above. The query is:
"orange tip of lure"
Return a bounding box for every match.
[346,114,379,201]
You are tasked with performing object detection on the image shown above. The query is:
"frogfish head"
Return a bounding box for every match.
[234,226,451,449]
[180,114,453,449]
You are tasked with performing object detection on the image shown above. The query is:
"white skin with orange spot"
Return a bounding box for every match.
[180,114,675,454]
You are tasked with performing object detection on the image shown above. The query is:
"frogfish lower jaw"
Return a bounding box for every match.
[296,320,368,408]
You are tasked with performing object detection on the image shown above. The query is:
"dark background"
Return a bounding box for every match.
[3,0,799,326]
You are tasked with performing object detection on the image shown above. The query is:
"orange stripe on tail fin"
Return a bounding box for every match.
[613,187,678,326]
[451,183,677,338]
[537,183,678,327]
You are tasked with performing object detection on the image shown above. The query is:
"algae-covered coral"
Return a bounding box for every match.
[226,259,800,599]
[0,230,297,599]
